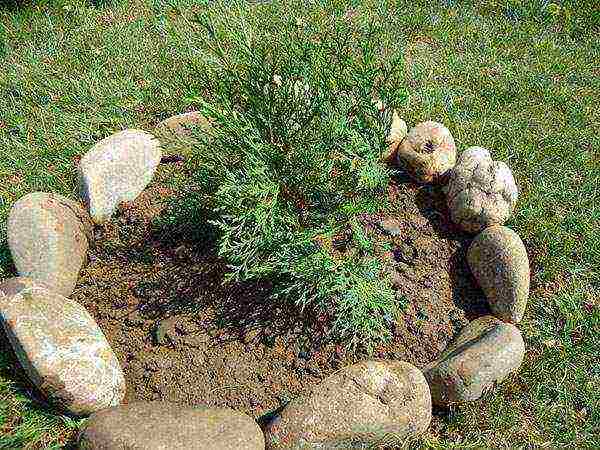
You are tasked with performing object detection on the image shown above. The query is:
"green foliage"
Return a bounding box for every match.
[187,0,407,350]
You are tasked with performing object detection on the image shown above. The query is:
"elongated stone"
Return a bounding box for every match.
[78,129,161,224]
[0,280,125,416]
[468,225,530,323]
[78,401,264,450]
[424,315,525,406]
[7,192,92,297]
[156,111,211,137]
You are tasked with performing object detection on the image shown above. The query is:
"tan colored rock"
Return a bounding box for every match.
[7,192,93,297]
[447,146,518,233]
[425,315,525,406]
[265,360,431,449]
[468,226,530,323]
[0,280,125,416]
[383,110,408,161]
[78,129,162,224]
[78,401,264,450]
[156,111,211,137]
[396,120,456,183]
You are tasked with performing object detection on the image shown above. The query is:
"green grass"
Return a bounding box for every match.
[1,0,599,447]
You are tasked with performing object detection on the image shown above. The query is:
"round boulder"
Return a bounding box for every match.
[0,280,125,415]
[78,401,264,450]
[447,146,518,233]
[7,192,93,297]
[396,121,456,183]
[468,225,530,323]
[424,315,525,406]
[78,129,162,224]
[264,360,432,449]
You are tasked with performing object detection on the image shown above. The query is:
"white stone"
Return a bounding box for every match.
[78,129,161,224]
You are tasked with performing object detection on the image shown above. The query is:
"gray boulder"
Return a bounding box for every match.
[78,129,161,224]
[264,360,432,449]
[468,225,530,323]
[7,192,93,297]
[425,315,525,406]
[447,146,518,233]
[0,279,125,416]
[78,401,265,450]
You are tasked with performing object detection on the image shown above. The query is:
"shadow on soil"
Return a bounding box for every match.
[394,169,490,321]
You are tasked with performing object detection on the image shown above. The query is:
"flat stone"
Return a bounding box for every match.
[424,315,525,406]
[78,129,162,224]
[156,111,211,137]
[7,192,93,297]
[396,121,456,183]
[447,146,518,233]
[77,401,264,450]
[468,225,530,323]
[264,360,431,449]
[0,280,125,416]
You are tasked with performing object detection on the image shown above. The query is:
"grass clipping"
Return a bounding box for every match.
[183,1,407,351]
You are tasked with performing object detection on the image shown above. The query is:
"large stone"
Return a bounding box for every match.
[78,401,264,450]
[156,111,211,137]
[468,226,530,323]
[0,280,125,416]
[264,360,431,449]
[447,146,518,233]
[396,121,456,183]
[7,192,93,297]
[78,129,162,224]
[424,315,525,406]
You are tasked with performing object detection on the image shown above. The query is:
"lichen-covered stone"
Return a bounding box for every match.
[424,315,525,406]
[156,111,211,137]
[78,129,162,224]
[7,192,93,297]
[396,121,456,183]
[78,401,264,450]
[447,146,518,233]
[0,281,125,416]
[468,226,530,323]
[265,360,432,449]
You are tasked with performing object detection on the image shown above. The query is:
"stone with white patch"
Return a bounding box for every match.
[0,279,125,416]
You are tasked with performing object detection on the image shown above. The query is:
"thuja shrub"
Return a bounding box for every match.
[187,0,407,350]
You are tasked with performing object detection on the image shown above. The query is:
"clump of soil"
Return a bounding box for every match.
[71,167,488,419]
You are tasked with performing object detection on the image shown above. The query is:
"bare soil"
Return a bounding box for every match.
[69,166,489,421]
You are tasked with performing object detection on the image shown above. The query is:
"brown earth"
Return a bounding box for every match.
[62,165,489,422]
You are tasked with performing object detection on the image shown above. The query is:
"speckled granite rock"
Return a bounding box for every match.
[447,146,518,233]
[265,360,432,449]
[7,192,93,297]
[78,129,161,224]
[156,111,211,137]
[0,281,125,416]
[468,226,530,323]
[396,121,456,183]
[424,315,525,406]
[78,401,264,450]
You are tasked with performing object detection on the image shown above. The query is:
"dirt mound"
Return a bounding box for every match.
[70,169,488,420]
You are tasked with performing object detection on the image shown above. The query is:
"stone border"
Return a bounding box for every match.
[0,112,530,449]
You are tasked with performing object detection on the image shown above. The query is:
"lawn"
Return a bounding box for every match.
[1,0,599,448]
